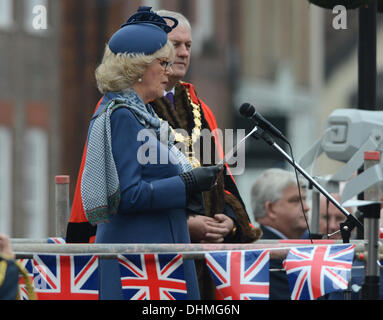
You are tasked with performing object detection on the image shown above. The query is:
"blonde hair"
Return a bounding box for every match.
[95,40,174,94]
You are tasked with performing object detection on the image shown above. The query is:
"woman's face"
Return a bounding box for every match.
[135,58,172,103]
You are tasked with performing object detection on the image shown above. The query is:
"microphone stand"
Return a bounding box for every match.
[251,126,364,243]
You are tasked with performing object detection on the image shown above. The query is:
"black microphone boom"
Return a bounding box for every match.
[239,103,289,143]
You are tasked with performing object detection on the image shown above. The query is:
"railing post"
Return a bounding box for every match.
[55,175,70,238]
[361,151,381,300]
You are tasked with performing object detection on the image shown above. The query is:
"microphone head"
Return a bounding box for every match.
[239,103,255,118]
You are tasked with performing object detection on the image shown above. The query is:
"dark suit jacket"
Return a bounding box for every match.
[260,225,291,300]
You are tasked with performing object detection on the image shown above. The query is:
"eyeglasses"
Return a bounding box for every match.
[157,58,173,71]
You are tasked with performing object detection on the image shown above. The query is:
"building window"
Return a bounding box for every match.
[23,128,48,237]
[0,126,12,235]
[0,0,13,30]
[24,0,48,35]
[193,0,214,56]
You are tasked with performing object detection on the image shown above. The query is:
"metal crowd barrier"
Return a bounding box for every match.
[9,175,383,292]
[29,175,374,262]
[11,239,373,260]
[8,174,383,299]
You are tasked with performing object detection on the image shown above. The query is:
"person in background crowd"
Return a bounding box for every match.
[251,168,309,240]
[319,193,348,240]
[251,168,310,299]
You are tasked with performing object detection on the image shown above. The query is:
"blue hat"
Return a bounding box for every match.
[108,6,178,55]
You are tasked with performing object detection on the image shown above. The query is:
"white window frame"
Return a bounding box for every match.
[23,128,48,237]
[0,0,13,30]
[0,126,12,235]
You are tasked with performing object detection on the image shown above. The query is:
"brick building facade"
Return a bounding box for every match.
[0,0,239,237]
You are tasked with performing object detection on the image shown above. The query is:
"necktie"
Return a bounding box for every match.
[165,92,175,110]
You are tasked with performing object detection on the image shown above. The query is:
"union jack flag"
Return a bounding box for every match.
[283,244,355,300]
[118,253,187,300]
[18,237,67,299]
[18,238,98,300]
[30,254,99,300]
[205,250,270,300]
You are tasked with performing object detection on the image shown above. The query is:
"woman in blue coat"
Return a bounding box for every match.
[80,7,222,300]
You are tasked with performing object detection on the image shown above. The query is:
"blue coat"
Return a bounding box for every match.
[0,257,19,300]
[92,93,200,300]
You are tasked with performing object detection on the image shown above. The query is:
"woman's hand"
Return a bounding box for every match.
[0,233,15,259]
[187,214,235,243]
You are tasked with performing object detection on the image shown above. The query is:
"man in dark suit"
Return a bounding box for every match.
[250,168,310,299]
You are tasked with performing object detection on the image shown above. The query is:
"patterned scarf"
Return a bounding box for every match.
[81,89,192,225]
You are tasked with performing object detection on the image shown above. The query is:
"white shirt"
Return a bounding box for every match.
[164,88,175,97]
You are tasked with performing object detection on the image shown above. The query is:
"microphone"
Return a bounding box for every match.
[239,103,289,143]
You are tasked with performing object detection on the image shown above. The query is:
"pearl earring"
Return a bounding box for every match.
[138,78,142,83]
